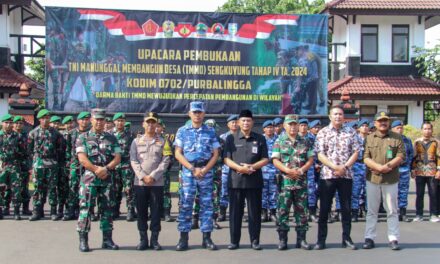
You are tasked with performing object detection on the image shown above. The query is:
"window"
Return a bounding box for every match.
[392,25,409,62]
[361,25,378,62]
[360,105,377,121]
[388,105,408,124]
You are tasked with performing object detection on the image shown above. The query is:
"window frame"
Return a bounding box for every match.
[361,25,379,63]
[391,25,410,63]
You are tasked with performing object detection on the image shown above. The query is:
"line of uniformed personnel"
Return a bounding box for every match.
[0,102,438,253]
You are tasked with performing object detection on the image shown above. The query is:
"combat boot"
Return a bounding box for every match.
[202,232,217,250]
[55,204,64,220]
[14,206,22,220]
[296,230,312,250]
[218,206,227,222]
[126,207,135,222]
[277,230,288,250]
[151,231,162,250]
[308,207,318,223]
[102,231,119,250]
[62,207,76,221]
[3,204,10,216]
[351,209,359,222]
[136,231,148,251]
[176,232,189,251]
[164,208,175,222]
[79,232,90,252]
[399,208,410,222]
[270,209,278,224]
[29,206,42,221]
[213,216,222,230]
[22,201,32,216]
[261,209,269,222]
[191,214,199,229]
[50,206,58,221]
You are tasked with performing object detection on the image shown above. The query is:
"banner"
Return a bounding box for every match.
[45,7,328,115]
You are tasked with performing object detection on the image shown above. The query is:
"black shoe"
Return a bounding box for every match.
[202,232,217,250]
[389,240,400,251]
[29,207,42,221]
[191,215,199,229]
[296,231,312,250]
[261,209,269,222]
[269,209,278,224]
[351,209,359,222]
[218,207,227,222]
[102,231,119,250]
[309,214,319,223]
[176,232,189,251]
[278,230,288,250]
[62,209,76,221]
[228,243,239,250]
[213,220,222,230]
[22,202,32,216]
[79,232,90,252]
[363,238,375,249]
[150,231,162,250]
[314,242,326,250]
[50,206,58,221]
[399,208,411,222]
[251,240,262,250]
[126,208,135,222]
[136,231,148,251]
[342,239,358,250]
[13,206,22,221]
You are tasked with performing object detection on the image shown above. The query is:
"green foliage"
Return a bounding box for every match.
[25,49,45,84]
[432,116,440,139]
[413,44,440,83]
[219,0,325,14]
[403,124,422,142]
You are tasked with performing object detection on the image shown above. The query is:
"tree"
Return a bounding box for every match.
[218,0,325,14]
[25,49,45,84]
[413,44,440,84]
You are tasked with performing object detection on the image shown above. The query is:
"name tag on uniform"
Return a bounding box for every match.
[252,146,258,154]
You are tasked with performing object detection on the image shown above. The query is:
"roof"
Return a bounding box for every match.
[328,76,440,101]
[0,0,45,26]
[0,66,44,99]
[323,0,440,15]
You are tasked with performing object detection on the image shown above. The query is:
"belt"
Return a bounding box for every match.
[190,160,209,168]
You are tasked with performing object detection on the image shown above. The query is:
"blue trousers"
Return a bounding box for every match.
[307,166,317,207]
[262,174,278,210]
[398,169,410,208]
[220,165,229,208]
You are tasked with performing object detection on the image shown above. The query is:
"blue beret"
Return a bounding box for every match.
[357,119,369,127]
[369,122,375,129]
[298,118,309,125]
[227,114,238,122]
[273,117,283,125]
[391,120,403,128]
[309,120,321,128]
[262,120,274,128]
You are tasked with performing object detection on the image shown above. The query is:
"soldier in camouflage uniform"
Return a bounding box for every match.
[13,115,32,216]
[111,113,135,221]
[272,115,314,250]
[0,114,26,220]
[76,109,121,252]
[28,109,64,221]
[63,112,91,221]
[305,120,321,223]
[105,117,114,133]
[174,102,220,251]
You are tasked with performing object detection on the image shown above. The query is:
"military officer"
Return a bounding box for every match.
[261,120,278,223]
[174,101,220,251]
[76,108,121,252]
[63,112,91,221]
[0,114,26,220]
[105,117,114,132]
[49,115,62,130]
[272,114,314,250]
[28,109,64,221]
[218,114,238,222]
[112,113,135,221]
[273,117,284,136]
[130,112,172,250]
[306,119,321,222]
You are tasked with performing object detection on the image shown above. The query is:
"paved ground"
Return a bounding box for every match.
[1,185,440,264]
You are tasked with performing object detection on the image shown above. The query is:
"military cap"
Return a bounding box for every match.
[157,118,165,127]
[144,112,158,122]
[91,108,106,119]
[13,115,24,123]
[309,120,321,128]
[227,114,239,123]
[262,120,274,128]
[105,117,112,122]
[37,109,50,119]
[205,119,218,128]
[273,117,283,126]
[77,111,91,120]
[62,116,73,124]
[50,116,61,123]
[284,114,299,124]
[1,114,14,122]
[190,101,205,112]
[391,120,404,128]
[125,121,131,127]
[357,119,369,127]
[238,109,253,119]
[298,118,309,125]
[374,111,390,121]
[112,112,126,121]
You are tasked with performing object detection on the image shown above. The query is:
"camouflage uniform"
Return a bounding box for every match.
[28,125,64,219]
[398,135,413,215]
[56,129,70,217]
[16,130,31,214]
[262,134,279,216]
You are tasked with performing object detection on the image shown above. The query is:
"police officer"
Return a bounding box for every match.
[0,114,26,220]
[112,113,135,221]
[224,109,269,250]
[13,115,32,216]
[28,109,64,221]
[272,114,314,250]
[306,120,321,222]
[76,108,121,252]
[218,114,238,222]
[261,120,278,223]
[130,112,172,250]
[174,102,220,251]
[63,112,91,221]
[391,120,413,222]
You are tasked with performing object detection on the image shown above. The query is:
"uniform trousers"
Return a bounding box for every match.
[415,176,439,216]
[135,186,163,232]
